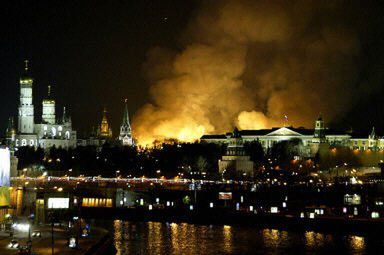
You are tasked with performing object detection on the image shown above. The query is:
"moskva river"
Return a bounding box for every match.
[109,220,383,254]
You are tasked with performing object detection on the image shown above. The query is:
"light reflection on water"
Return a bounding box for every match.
[349,236,365,252]
[112,220,374,255]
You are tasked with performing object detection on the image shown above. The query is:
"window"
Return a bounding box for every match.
[51,127,56,137]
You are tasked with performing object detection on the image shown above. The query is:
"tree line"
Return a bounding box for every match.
[14,139,365,179]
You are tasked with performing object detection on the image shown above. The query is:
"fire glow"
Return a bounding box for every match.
[133,0,376,146]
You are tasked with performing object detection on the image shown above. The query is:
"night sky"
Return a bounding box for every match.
[1,0,384,140]
[0,0,195,137]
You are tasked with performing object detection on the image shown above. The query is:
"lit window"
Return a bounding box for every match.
[58,126,63,131]
[44,125,47,131]
[51,127,56,137]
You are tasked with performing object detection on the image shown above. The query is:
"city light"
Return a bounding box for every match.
[12,223,30,232]
[3,2,384,254]
[271,207,278,213]
[48,198,69,209]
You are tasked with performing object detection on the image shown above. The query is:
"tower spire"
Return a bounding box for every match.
[48,85,51,97]
[119,99,133,145]
[99,106,112,138]
[24,59,29,71]
[18,60,34,133]
[370,127,376,139]
[62,106,67,123]
[313,114,325,142]
[6,117,16,143]
[122,99,130,126]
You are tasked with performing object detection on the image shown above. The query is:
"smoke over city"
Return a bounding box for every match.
[133,0,379,146]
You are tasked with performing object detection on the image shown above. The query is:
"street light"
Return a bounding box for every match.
[27,214,34,250]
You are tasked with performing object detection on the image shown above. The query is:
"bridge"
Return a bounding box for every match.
[10,176,254,192]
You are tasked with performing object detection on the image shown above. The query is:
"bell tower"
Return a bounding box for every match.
[313,114,325,142]
[42,85,56,124]
[18,60,35,134]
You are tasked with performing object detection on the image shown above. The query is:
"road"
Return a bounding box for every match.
[0,226,108,255]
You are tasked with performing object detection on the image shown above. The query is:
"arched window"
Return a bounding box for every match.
[51,127,57,137]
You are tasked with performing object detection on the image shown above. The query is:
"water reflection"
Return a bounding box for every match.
[112,221,376,255]
[262,228,289,248]
[223,225,233,254]
[349,236,365,252]
[305,231,325,248]
[113,220,122,255]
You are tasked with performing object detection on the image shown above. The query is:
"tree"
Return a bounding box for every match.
[268,138,307,171]
[196,156,208,173]
[244,140,264,163]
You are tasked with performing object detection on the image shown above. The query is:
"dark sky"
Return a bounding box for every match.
[1,0,384,139]
[0,0,196,137]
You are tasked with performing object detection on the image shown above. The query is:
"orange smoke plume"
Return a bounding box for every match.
[133,0,375,146]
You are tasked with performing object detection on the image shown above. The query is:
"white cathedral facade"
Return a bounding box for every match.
[7,61,77,149]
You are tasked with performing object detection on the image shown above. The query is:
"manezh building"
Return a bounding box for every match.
[202,116,382,157]
[6,61,77,149]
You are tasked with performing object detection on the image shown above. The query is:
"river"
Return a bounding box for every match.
[105,220,384,254]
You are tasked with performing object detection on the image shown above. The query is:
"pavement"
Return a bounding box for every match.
[0,225,108,255]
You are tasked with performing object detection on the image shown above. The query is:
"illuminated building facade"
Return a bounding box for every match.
[7,60,77,149]
[218,128,254,176]
[202,116,382,156]
[98,107,113,139]
[118,99,134,146]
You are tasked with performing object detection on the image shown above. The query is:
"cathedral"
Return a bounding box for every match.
[5,60,135,149]
[77,100,134,147]
[98,107,113,139]
[6,60,77,149]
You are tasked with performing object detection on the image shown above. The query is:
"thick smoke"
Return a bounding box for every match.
[133,0,376,146]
